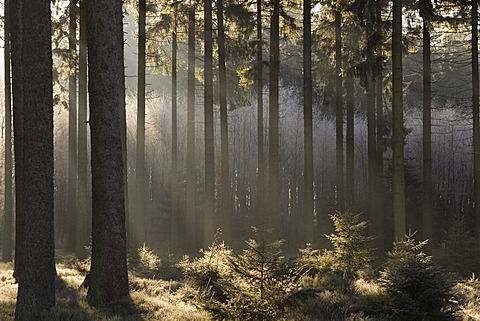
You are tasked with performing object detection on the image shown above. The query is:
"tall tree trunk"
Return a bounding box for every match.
[367,78,376,223]
[335,8,344,211]
[2,0,13,263]
[423,14,433,244]
[76,0,89,259]
[67,0,78,252]
[375,76,384,253]
[268,0,280,236]
[86,0,129,305]
[375,0,385,255]
[11,0,25,284]
[392,0,406,239]
[170,23,178,251]
[345,76,354,206]
[217,0,231,244]
[472,0,480,231]
[204,0,215,247]
[135,0,147,247]
[304,0,314,245]
[256,0,265,232]
[186,4,196,252]
[14,0,56,318]
[366,5,377,241]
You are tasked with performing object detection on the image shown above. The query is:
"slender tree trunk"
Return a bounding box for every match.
[256,0,265,232]
[304,0,314,245]
[335,8,344,211]
[366,5,377,240]
[14,0,56,318]
[217,0,231,244]
[375,76,384,253]
[367,78,376,221]
[67,0,78,252]
[345,77,354,206]
[2,0,13,263]
[11,0,25,284]
[268,0,280,236]
[472,0,480,231]
[76,0,89,259]
[204,0,215,247]
[86,0,129,305]
[392,0,406,239]
[135,0,147,247]
[375,0,385,255]
[171,24,178,251]
[423,16,433,243]
[186,4,196,252]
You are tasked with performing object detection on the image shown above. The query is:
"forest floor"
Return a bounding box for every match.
[0,253,210,321]
[2,246,480,320]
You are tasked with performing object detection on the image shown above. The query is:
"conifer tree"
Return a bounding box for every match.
[86,0,129,305]
[13,0,56,318]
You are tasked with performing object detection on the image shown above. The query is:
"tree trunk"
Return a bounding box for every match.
[67,0,78,252]
[345,77,354,206]
[268,0,280,236]
[14,0,56,318]
[2,0,13,263]
[217,0,231,244]
[392,0,406,239]
[186,4,196,252]
[423,15,433,244]
[170,24,178,251]
[304,0,314,245]
[472,0,480,232]
[256,0,265,232]
[335,9,344,211]
[86,0,129,305]
[375,76,384,254]
[375,0,385,255]
[11,0,25,283]
[135,0,147,247]
[367,78,376,224]
[76,0,89,259]
[204,0,215,247]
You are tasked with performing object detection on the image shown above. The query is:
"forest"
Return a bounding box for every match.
[1,0,480,320]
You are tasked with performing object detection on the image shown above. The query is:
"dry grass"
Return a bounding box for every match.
[0,259,210,321]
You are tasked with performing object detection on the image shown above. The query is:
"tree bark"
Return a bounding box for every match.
[423,14,433,244]
[204,0,215,247]
[345,77,354,206]
[335,8,344,211]
[256,0,265,232]
[392,0,406,239]
[472,0,480,232]
[11,0,25,283]
[67,0,78,252]
[2,0,13,263]
[135,0,147,247]
[170,23,178,251]
[14,0,56,318]
[186,4,196,252]
[217,0,231,244]
[86,0,129,305]
[304,0,314,245]
[76,0,89,259]
[268,0,280,236]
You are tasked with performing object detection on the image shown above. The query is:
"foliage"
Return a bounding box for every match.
[434,216,480,277]
[452,274,480,320]
[380,233,453,320]
[324,211,373,280]
[129,244,183,280]
[180,229,313,320]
